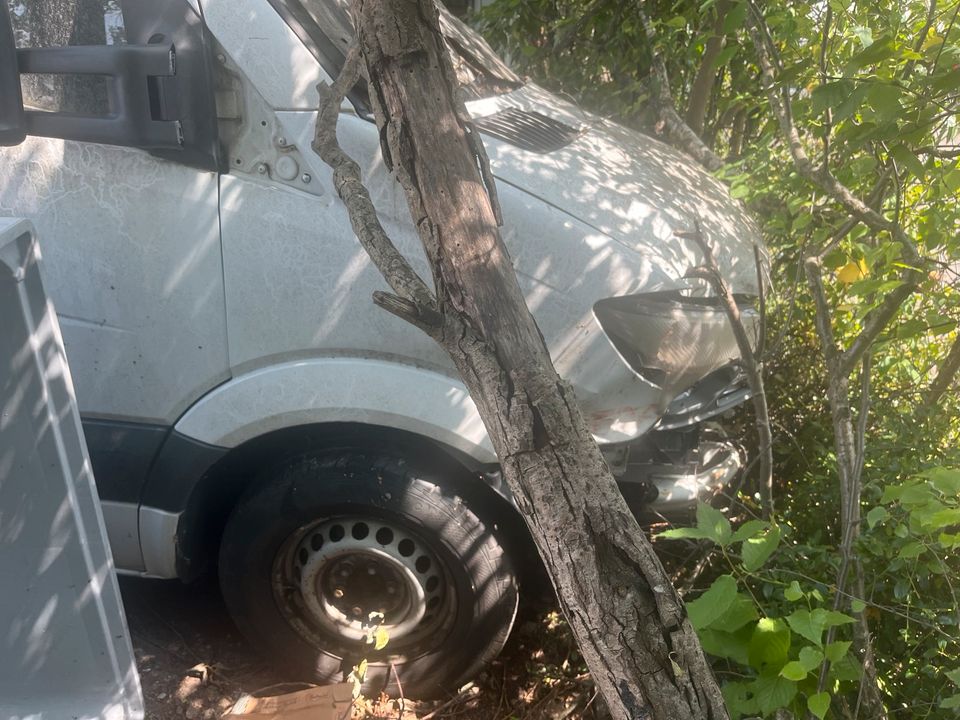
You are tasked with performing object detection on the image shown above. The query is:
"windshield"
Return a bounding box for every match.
[287,0,522,100]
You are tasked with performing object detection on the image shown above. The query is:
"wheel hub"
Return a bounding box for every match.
[274,517,450,652]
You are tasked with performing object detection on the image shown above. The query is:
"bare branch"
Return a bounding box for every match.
[685,222,773,519]
[312,44,440,323]
[803,257,841,372]
[926,332,960,406]
[838,281,916,377]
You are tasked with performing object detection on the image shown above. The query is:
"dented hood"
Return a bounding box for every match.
[466,84,765,294]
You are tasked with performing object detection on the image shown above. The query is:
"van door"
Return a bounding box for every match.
[0,0,229,519]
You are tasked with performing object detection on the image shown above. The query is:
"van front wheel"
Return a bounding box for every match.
[218,451,519,698]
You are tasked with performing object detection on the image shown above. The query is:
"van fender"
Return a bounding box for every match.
[173,357,497,464]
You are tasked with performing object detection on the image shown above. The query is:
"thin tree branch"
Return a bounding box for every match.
[685,221,773,519]
[312,43,440,323]
[838,281,916,377]
[926,332,960,405]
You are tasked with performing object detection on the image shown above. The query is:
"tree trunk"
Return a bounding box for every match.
[313,1,728,718]
[684,0,731,136]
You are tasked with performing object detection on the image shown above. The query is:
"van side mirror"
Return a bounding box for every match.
[0,2,26,147]
[0,0,220,171]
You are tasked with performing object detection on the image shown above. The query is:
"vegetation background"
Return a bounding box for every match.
[471,1,960,717]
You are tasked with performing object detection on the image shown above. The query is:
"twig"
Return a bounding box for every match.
[312,42,440,330]
[390,663,405,719]
[684,220,774,519]
[418,683,475,720]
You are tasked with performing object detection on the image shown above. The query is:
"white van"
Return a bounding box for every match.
[0,0,763,696]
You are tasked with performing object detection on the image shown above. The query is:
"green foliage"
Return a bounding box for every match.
[476,0,960,715]
[657,504,860,718]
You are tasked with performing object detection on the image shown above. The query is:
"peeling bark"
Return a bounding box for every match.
[312,1,728,718]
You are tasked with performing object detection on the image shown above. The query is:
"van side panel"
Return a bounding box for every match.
[0,138,230,425]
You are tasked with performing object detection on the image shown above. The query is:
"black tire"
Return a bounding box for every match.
[218,450,519,698]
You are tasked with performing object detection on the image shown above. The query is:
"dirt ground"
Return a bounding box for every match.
[119,575,607,720]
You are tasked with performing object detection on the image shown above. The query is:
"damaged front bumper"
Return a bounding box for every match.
[604,428,744,519]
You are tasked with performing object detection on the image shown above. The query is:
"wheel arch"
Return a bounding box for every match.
[162,422,541,590]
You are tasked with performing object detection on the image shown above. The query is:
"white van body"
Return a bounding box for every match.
[1,0,762,694]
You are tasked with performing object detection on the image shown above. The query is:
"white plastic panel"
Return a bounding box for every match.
[175,357,496,463]
[0,219,143,720]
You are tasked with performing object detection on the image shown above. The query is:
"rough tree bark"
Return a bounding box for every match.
[311,1,728,718]
[684,0,732,137]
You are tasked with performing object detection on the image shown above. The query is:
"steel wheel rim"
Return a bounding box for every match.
[272,516,456,658]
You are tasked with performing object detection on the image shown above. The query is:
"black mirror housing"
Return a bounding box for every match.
[0,2,26,147]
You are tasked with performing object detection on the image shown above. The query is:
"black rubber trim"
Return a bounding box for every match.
[82,418,169,504]
[140,430,228,512]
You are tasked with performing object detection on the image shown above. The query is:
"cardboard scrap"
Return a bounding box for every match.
[223,682,354,720]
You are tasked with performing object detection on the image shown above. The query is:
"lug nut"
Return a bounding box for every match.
[367,565,377,575]
[386,583,397,595]
[352,607,362,616]
[333,588,344,598]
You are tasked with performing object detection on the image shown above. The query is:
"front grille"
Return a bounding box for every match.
[473,108,580,154]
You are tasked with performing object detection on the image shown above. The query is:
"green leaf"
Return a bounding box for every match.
[866,506,888,529]
[785,609,822,645]
[722,1,748,34]
[850,598,866,613]
[687,574,738,630]
[799,646,824,671]
[699,626,752,666]
[751,675,798,715]
[715,593,760,631]
[889,144,926,179]
[811,80,853,114]
[657,527,715,541]
[846,34,896,69]
[898,540,925,559]
[943,166,960,194]
[786,609,855,646]
[833,84,870,121]
[732,519,768,542]
[742,524,781,571]
[784,580,803,601]
[749,618,791,670]
[941,694,960,710]
[808,691,831,719]
[824,640,851,663]
[696,502,732,546]
[946,668,960,686]
[780,661,808,681]
[714,44,739,67]
[924,467,960,495]
[722,681,755,719]
[928,508,960,530]
[868,84,903,120]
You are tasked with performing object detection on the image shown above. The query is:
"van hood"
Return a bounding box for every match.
[465,84,764,294]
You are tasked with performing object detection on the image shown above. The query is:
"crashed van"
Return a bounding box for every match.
[0,0,764,696]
